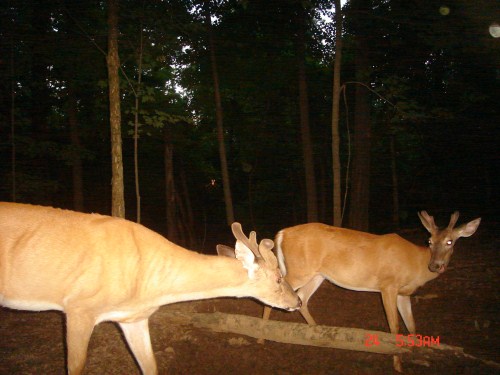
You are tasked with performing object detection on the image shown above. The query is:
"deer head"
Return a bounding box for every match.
[418,211,481,273]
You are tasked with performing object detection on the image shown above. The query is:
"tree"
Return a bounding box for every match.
[346,0,372,231]
[107,0,125,218]
[296,2,318,222]
[204,2,235,226]
[331,0,343,226]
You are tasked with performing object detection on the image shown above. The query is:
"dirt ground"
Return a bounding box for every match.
[1,224,498,375]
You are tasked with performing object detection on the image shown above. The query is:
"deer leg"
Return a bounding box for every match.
[381,288,403,373]
[297,274,325,326]
[257,306,273,344]
[65,311,95,375]
[119,319,158,375]
[262,306,272,321]
[397,295,416,334]
[259,274,324,343]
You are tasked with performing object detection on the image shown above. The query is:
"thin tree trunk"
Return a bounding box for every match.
[67,84,84,212]
[331,0,343,226]
[178,169,197,248]
[133,21,144,223]
[10,37,16,202]
[347,0,371,231]
[297,6,318,223]
[164,127,177,240]
[390,134,400,229]
[30,3,51,198]
[205,6,235,226]
[107,0,125,218]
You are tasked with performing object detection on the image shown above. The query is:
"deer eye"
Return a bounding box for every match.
[446,240,453,246]
[276,275,283,284]
[427,239,432,246]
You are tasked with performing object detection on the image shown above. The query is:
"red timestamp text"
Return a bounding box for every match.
[364,333,440,348]
[395,333,440,347]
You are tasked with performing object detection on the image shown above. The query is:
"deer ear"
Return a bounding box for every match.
[216,244,236,258]
[455,218,481,238]
[235,241,259,278]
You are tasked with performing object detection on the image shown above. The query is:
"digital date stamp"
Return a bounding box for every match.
[364,333,440,347]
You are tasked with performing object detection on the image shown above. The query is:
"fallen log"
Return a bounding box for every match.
[157,309,500,370]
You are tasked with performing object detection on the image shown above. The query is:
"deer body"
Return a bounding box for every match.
[0,202,301,374]
[262,211,481,372]
[278,227,437,297]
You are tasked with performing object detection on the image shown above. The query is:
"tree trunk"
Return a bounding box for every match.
[30,2,51,202]
[133,22,144,224]
[157,310,483,369]
[331,0,343,226]
[205,6,235,226]
[107,0,125,218]
[347,0,372,231]
[390,134,400,229]
[67,84,84,212]
[10,37,16,202]
[164,127,177,240]
[178,169,197,248]
[297,5,318,223]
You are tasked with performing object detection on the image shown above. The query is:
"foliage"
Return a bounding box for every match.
[0,0,497,234]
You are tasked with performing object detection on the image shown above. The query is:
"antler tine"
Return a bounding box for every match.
[260,238,274,251]
[420,210,436,225]
[249,231,258,249]
[231,222,261,258]
[447,211,460,230]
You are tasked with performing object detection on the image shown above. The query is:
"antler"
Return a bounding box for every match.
[231,222,261,258]
[447,211,460,230]
[418,210,437,233]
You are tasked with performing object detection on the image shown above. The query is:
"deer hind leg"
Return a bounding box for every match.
[65,311,96,375]
[296,274,325,326]
[119,319,158,375]
[397,295,416,334]
[381,288,403,373]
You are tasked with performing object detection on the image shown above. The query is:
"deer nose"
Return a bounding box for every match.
[428,261,445,273]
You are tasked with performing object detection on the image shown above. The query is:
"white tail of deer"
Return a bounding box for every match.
[0,202,301,375]
[261,211,481,372]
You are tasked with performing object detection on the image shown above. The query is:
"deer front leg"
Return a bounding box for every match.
[296,274,325,326]
[257,307,273,344]
[119,319,158,375]
[66,311,96,375]
[381,288,403,373]
[397,295,416,334]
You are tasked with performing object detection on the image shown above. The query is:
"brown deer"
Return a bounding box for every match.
[0,202,301,374]
[261,211,481,372]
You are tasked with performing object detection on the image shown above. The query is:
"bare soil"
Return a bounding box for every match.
[1,225,498,374]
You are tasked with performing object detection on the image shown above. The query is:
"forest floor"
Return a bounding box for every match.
[1,224,499,375]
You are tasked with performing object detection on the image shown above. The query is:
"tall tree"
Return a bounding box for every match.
[67,83,84,212]
[107,0,125,218]
[296,3,318,222]
[331,0,343,226]
[205,3,234,226]
[347,0,371,231]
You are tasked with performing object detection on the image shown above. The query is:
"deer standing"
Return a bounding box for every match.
[261,211,481,372]
[0,202,301,375]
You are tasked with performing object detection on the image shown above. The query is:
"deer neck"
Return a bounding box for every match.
[415,245,441,285]
[148,249,253,306]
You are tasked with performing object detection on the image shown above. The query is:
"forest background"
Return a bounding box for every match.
[0,0,498,248]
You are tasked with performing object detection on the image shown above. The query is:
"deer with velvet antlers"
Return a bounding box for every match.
[0,202,301,375]
[261,211,481,372]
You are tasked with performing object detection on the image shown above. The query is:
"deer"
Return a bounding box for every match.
[0,202,301,375]
[260,211,481,372]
